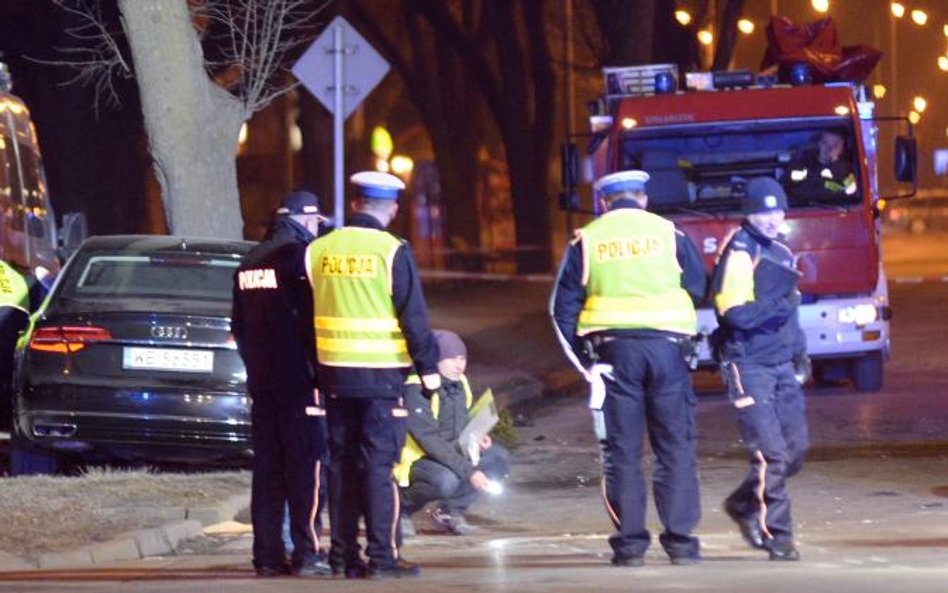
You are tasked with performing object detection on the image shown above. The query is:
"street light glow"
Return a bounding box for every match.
[811,0,829,13]
[908,110,921,125]
[697,29,714,46]
[939,55,948,72]
[913,96,927,112]
[910,10,927,26]
[737,19,755,35]
[890,2,905,18]
[390,155,414,176]
[675,10,692,26]
[872,84,886,99]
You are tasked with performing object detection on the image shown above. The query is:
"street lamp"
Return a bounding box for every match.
[737,19,755,35]
[872,84,887,99]
[697,29,714,46]
[939,56,948,72]
[910,10,928,26]
[675,10,692,26]
[908,110,921,125]
[913,96,927,113]
[891,2,905,18]
[811,0,829,13]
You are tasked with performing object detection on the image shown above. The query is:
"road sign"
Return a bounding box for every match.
[292,16,391,228]
[292,16,390,120]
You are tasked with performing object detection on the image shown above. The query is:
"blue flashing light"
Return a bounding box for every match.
[654,71,676,95]
[790,63,812,86]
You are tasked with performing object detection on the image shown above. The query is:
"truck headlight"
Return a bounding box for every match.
[838,304,878,326]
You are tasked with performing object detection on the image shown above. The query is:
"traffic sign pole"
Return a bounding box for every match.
[292,16,390,229]
[332,24,345,229]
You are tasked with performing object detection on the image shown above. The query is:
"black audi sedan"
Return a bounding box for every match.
[10,235,256,475]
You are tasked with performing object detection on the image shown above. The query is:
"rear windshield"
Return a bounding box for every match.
[53,252,240,314]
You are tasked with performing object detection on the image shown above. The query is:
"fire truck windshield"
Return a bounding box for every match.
[618,120,861,216]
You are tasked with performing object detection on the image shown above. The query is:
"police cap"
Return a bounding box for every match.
[593,170,650,197]
[742,177,788,215]
[350,171,406,201]
[276,190,326,219]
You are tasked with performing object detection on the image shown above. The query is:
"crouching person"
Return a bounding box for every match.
[395,330,509,537]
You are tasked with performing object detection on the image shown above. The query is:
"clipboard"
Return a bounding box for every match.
[458,389,499,464]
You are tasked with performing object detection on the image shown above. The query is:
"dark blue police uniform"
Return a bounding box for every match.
[232,209,329,576]
[307,206,439,578]
[551,170,708,566]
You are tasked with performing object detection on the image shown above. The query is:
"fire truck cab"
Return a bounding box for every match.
[561,64,917,392]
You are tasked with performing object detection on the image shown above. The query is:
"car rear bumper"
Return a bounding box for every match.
[15,384,252,463]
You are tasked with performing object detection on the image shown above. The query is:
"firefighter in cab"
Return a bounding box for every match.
[551,169,708,567]
[232,190,331,578]
[305,171,440,579]
[711,176,810,562]
[788,129,856,196]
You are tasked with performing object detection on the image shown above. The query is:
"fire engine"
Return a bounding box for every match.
[560,64,917,392]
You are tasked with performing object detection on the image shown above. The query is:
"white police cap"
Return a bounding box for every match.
[350,171,406,201]
[593,170,650,196]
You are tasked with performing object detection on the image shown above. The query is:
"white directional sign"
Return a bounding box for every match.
[292,16,390,119]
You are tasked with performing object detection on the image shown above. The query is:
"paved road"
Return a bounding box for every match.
[1,232,947,591]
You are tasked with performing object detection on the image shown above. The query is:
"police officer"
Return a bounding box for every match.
[711,176,809,561]
[232,190,331,577]
[551,170,707,567]
[0,259,36,432]
[305,171,440,579]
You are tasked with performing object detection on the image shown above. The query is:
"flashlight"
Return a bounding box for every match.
[485,480,503,495]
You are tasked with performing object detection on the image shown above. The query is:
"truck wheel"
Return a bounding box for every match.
[851,351,884,393]
[10,433,61,476]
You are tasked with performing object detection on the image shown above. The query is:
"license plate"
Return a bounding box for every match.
[122,347,214,373]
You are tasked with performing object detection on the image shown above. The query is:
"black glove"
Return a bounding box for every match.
[792,353,812,385]
[422,385,442,400]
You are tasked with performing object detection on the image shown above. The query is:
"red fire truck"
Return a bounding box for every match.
[561,64,917,392]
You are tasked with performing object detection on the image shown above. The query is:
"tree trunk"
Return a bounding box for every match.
[119,0,245,239]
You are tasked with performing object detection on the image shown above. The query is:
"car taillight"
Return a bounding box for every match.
[29,326,113,354]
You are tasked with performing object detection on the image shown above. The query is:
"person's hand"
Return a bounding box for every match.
[793,353,812,385]
[421,373,442,399]
[477,434,492,451]
[469,470,491,491]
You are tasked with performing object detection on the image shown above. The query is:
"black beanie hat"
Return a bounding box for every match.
[742,177,788,215]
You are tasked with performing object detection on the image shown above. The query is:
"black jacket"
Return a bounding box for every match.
[710,221,807,365]
[310,213,439,398]
[231,218,316,394]
[404,378,473,480]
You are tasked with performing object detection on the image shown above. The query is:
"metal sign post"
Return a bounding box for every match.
[293,16,390,228]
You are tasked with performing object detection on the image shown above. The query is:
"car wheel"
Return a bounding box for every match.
[851,351,884,393]
[10,433,61,476]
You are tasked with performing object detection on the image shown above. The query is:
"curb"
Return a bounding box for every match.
[1,491,250,572]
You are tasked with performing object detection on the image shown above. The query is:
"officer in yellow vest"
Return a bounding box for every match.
[0,259,31,430]
[305,171,440,579]
[550,170,707,567]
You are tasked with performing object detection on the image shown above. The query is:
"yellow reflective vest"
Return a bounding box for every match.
[393,374,473,487]
[576,208,696,336]
[305,227,411,368]
[0,260,29,314]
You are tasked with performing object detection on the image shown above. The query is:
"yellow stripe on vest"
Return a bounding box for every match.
[316,336,409,354]
[314,316,401,332]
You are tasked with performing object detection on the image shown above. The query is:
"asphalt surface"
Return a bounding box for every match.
[1,229,948,592]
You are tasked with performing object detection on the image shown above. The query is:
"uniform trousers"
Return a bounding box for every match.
[326,395,407,568]
[722,360,809,544]
[598,336,701,560]
[250,386,326,568]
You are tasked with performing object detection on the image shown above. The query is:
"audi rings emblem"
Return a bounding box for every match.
[151,325,188,339]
